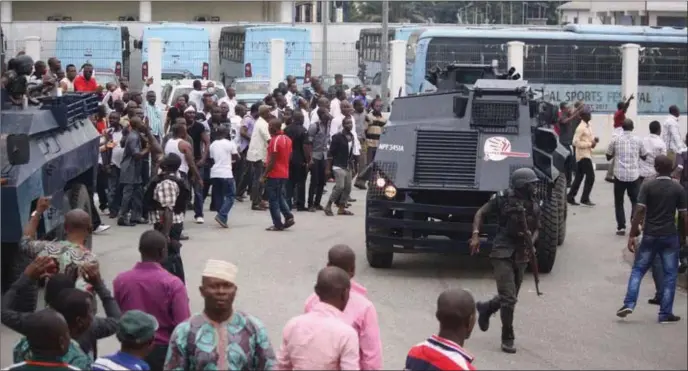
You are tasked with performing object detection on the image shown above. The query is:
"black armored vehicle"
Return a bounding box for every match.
[1,57,100,310]
[364,65,568,273]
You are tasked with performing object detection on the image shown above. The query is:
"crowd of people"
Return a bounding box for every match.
[1,55,687,371]
[556,100,687,324]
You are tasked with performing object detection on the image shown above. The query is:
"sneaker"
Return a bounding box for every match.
[214,215,228,228]
[659,314,681,324]
[94,225,111,234]
[195,217,204,224]
[616,306,633,318]
[581,200,596,207]
[648,297,660,305]
[567,197,579,206]
[616,228,626,236]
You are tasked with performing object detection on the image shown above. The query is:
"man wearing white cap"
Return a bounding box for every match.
[165,260,276,371]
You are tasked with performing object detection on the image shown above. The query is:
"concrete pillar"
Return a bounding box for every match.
[1,0,12,23]
[311,1,317,23]
[279,1,293,23]
[507,41,525,79]
[389,40,406,101]
[621,43,640,119]
[147,37,163,98]
[139,0,152,22]
[335,7,343,23]
[24,37,41,63]
[270,39,285,91]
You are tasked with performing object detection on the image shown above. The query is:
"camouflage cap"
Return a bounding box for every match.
[116,310,158,344]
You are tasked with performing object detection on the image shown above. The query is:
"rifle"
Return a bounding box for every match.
[520,208,543,296]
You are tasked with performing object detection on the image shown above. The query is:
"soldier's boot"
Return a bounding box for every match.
[500,308,517,354]
[476,297,500,332]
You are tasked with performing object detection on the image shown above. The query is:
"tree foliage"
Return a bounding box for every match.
[345,1,564,25]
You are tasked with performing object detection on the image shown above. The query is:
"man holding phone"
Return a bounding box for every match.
[568,108,597,206]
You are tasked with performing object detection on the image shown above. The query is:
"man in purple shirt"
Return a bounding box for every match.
[113,230,190,371]
[236,103,259,200]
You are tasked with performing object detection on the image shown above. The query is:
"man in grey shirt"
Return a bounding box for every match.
[118,117,146,227]
[307,107,331,211]
[558,101,584,187]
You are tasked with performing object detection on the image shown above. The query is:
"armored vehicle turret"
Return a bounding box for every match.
[364,67,568,273]
[1,68,100,310]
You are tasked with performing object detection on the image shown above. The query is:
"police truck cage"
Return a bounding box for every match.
[364,67,569,274]
[39,93,101,127]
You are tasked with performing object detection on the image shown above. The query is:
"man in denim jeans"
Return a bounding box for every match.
[209,127,240,228]
[617,155,688,323]
[262,118,295,231]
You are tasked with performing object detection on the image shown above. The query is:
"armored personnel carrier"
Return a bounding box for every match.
[1,63,100,310]
[364,65,568,273]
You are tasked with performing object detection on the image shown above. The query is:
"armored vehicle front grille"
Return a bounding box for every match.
[414,130,479,187]
[471,101,519,127]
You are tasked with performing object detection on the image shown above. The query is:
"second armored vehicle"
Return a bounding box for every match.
[364,65,568,273]
[1,64,100,311]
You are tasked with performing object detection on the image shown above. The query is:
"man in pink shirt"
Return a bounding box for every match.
[277,267,360,370]
[113,230,191,371]
[304,244,382,370]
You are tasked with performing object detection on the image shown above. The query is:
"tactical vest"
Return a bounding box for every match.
[496,189,537,240]
[143,173,190,215]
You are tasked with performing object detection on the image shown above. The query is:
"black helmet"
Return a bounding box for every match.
[511,168,539,189]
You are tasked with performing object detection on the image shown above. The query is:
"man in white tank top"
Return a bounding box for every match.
[164,122,201,194]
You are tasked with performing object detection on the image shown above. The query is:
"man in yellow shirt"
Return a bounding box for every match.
[568,110,598,206]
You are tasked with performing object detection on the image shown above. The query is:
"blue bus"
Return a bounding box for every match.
[218,25,313,86]
[408,24,688,113]
[55,24,131,79]
[137,24,211,80]
[356,26,424,84]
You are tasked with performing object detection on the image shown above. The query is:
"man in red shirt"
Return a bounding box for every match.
[262,118,295,231]
[613,94,634,130]
[73,63,99,92]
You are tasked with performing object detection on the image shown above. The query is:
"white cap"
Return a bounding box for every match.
[184,106,196,113]
[202,259,238,284]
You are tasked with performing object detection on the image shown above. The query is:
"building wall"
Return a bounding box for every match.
[7,1,266,22]
[561,8,686,26]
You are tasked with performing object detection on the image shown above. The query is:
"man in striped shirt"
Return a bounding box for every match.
[405,289,477,371]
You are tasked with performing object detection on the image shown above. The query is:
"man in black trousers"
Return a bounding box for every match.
[284,111,310,211]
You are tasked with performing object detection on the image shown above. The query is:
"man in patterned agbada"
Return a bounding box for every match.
[164,259,276,371]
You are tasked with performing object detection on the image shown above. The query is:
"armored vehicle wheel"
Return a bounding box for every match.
[556,175,567,246]
[59,183,94,250]
[366,246,394,269]
[536,175,563,274]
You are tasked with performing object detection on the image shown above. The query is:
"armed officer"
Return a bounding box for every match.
[469,167,541,354]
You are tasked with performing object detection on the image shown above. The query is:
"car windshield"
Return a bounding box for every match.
[233,81,270,95]
[94,72,118,87]
[171,86,226,104]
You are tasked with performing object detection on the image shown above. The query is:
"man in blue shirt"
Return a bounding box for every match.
[92,310,158,371]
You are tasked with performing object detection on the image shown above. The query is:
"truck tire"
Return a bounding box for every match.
[556,175,567,246]
[536,176,562,274]
[366,246,394,269]
[59,183,93,250]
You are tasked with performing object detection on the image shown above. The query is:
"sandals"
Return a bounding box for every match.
[265,226,284,231]
[338,209,354,216]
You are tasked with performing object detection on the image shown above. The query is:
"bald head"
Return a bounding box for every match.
[327,244,356,276]
[26,309,70,356]
[314,266,351,309]
[64,209,92,235]
[436,289,476,332]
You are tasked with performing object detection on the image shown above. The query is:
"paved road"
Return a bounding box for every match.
[1,173,687,370]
